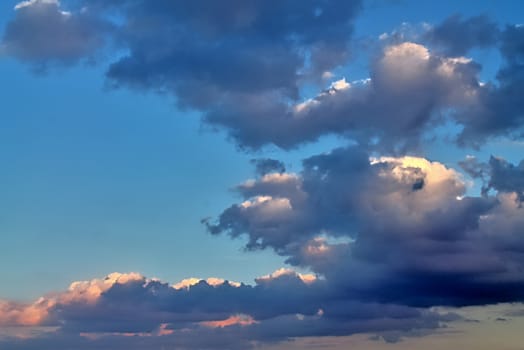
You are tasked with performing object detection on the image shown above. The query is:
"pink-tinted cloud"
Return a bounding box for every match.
[0,269,455,349]
[200,314,258,328]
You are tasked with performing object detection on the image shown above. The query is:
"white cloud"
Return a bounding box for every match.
[14,0,58,10]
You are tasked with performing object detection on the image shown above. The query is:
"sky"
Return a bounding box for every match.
[0,0,524,349]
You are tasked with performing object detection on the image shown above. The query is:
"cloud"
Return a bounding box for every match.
[2,6,524,149]
[251,158,286,176]
[14,0,59,10]
[255,268,317,285]
[173,277,241,290]
[0,270,454,349]
[0,0,370,147]
[207,147,524,307]
[1,0,112,71]
[424,14,500,56]
[204,42,482,150]
[0,272,144,327]
[461,156,524,200]
[454,24,524,146]
[101,0,361,85]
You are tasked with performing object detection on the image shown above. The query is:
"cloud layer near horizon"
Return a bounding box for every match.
[0,270,457,349]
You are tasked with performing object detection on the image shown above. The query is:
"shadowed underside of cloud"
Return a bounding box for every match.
[207,149,524,307]
[1,1,524,150]
[0,271,458,349]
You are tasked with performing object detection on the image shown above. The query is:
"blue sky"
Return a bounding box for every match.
[1,1,524,349]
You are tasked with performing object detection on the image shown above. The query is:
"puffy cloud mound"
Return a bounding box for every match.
[1,0,111,70]
[203,41,484,150]
[0,270,455,349]
[207,148,524,307]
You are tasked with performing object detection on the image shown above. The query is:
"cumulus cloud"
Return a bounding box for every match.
[204,42,483,150]
[0,270,454,349]
[207,147,524,307]
[1,0,112,70]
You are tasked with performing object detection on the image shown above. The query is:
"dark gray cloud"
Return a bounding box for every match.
[251,158,286,176]
[2,0,362,88]
[455,24,524,146]
[425,14,499,56]
[461,156,524,200]
[103,0,362,88]
[207,147,524,307]
[459,155,491,181]
[505,308,524,317]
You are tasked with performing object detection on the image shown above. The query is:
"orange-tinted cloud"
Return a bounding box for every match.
[201,314,258,328]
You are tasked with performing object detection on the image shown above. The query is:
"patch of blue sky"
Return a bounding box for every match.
[0,56,286,300]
